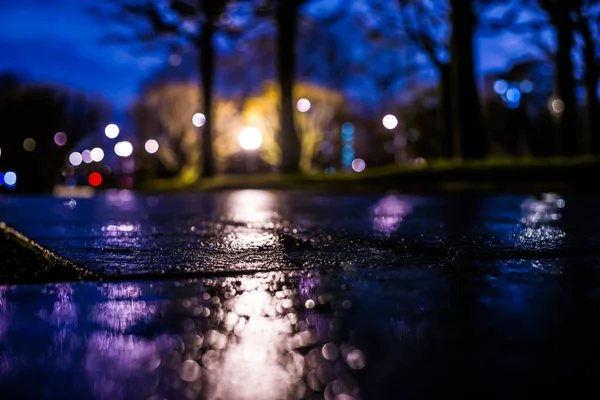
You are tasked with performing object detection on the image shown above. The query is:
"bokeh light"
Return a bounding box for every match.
[69,152,83,166]
[23,138,35,152]
[297,98,311,113]
[341,122,355,135]
[82,149,93,163]
[105,124,120,139]
[0,172,3,185]
[88,172,102,187]
[520,80,534,93]
[550,98,565,115]
[351,158,366,172]
[238,126,263,150]
[114,141,133,157]
[192,113,206,127]
[382,114,398,130]
[91,147,104,162]
[4,171,16,186]
[54,132,67,146]
[144,139,159,154]
[493,79,509,95]
[505,87,521,103]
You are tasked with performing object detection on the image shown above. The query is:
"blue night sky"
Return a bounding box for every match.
[0,0,548,114]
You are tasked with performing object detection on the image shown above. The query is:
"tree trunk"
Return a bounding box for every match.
[554,8,580,156]
[449,0,486,160]
[439,64,454,158]
[580,23,600,154]
[276,0,301,174]
[198,12,216,177]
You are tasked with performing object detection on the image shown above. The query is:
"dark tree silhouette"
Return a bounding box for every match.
[539,0,582,156]
[94,0,235,177]
[449,0,486,159]
[574,1,600,154]
[0,75,106,192]
[398,0,453,158]
[253,0,347,173]
[275,0,304,173]
[369,0,488,159]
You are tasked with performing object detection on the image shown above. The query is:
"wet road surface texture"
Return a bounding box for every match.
[0,190,599,399]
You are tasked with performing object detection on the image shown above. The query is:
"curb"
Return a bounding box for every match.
[0,222,99,284]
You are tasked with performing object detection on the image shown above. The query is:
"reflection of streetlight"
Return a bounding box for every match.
[114,141,133,157]
[382,114,398,130]
[238,127,263,150]
[105,124,120,139]
[192,113,206,127]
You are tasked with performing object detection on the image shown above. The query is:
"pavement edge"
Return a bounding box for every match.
[0,222,99,283]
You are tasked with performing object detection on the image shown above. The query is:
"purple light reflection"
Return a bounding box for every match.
[372,195,413,235]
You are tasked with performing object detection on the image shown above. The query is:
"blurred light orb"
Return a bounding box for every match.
[493,79,509,95]
[238,126,263,150]
[90,147,104,162]
[382,114,398,130]
[520,80,534,93]
[550,98,565,115]
[82,149,93,163]
[23,138,35,152]
[169,53,181,66]
[341,122,355,135]
[144,139,159,154]
[114,141,133,157]
[69,152,83,166]
[88,172,102,187]
[54,132,67,146]
[505,87,521,103]
[297,98,311,113]
[4,171,16,186]
[351,158,366,172]
[192,113,206,127]
[105,123,120,139]
[0,172,4,185]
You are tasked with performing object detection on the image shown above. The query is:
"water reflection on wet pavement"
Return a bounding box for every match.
[1,190,600,398]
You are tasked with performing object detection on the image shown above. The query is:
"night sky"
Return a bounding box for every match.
[0,0,548,114]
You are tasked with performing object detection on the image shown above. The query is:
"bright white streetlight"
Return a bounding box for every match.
[105,123,120,139]
[382,114,398,130]
[297,98,311,113]
[91,147,104,162]
[145,139,159,154]
[192,113,206,127]
[69,152,83,166]
[238,126,263,150]
[114,141,133,157]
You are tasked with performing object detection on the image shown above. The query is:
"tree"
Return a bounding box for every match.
[575,1,600,154]
[367,0,486,159]
[449,0,486,159]
[94,0,236,177]
[133,81,246,178]
[252,0,348,173]
[244,81,344,171]
[0,76,107,192]
[398,0,453,158]
[538,0,582,156]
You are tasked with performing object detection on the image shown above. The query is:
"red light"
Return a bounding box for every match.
[88,172,102,187]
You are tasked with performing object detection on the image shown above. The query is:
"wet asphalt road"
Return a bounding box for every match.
[0,190,599,399]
